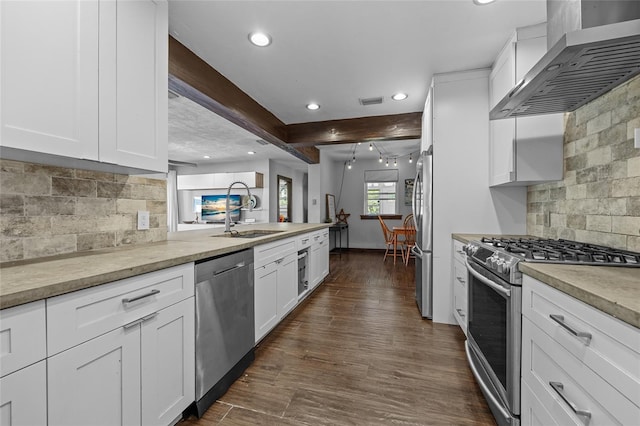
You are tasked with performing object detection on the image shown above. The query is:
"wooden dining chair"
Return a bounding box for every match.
[402,214,416,265]
[377,215,397,262]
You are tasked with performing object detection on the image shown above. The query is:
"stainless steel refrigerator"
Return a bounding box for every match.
[411,146,433,318]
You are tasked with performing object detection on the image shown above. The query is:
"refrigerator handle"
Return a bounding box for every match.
[412,168,421,237]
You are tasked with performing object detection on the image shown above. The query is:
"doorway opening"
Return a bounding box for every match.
[278,175,292,222]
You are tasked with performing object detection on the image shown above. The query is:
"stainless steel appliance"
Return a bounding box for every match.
[193,249,255,417]
[411,146,433,318]
[463,237,640,426]
[491,0,640,119]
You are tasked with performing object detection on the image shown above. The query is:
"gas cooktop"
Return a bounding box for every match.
[478,237,640,267]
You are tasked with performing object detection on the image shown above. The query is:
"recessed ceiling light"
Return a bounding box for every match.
[203,155,211,159]
[392,93,408,101]
[248,32,271,47]
[473,0,496,4]
[247,151,256,155]
[306,103,320,110]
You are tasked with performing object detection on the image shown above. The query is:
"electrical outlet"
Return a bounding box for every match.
[137,210,150,230]
[635,128,640,149]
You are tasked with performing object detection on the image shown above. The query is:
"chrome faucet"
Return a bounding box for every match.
[225,181,252,233]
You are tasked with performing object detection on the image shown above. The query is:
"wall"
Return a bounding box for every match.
[527,74,640,251]
[430,70,527,324]
[324,155,415,249]
[268,160,306,223]
[0,159,167,262]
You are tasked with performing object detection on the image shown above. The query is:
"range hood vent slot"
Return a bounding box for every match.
[491,1,640,120]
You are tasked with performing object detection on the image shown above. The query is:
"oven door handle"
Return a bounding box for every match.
[465,341,512,421]
[465,259,511,297]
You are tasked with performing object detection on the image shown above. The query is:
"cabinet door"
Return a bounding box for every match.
[254,262,279,343]
[452,261,467,335]
[141,298,195,426]
[99,0,168,172]
[0,361,47,426]
[320,236,330,280]
[0,0,99,159]
[48,326,141,426]
[309,243,321,289]
[277,253,298,320]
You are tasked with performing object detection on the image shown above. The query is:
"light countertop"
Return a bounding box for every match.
[452,233,640,329]
[0,223,329,310]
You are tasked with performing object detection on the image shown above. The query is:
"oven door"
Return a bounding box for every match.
[465,259,521,426]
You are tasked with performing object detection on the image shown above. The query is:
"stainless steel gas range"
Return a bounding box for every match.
[462,237,640,426]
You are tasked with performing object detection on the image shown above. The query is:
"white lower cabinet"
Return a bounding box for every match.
[254,251,297,343]
[451,239,467,335]
[521,275,640,426]
[46,263,195,426]
[0,360,47,426]
[48,325,141,426]
[309,230,329,289]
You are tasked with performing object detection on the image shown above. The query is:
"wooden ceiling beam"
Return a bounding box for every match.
[286,113,423,147]
[169,36,319,164]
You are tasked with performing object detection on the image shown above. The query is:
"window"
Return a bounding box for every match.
[366,182,397,214]
[363,169,399,215]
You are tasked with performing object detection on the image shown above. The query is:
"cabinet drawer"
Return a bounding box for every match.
[0,300,46,377]
[296,233,312,251]
[47,263,194,356]
[453,260,467,287]
[254,237,296,269]
[522,318,639,425]
[522,275,640,400]
[452,239,466,264]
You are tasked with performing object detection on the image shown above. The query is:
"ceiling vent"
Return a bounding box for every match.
[255,139,269,145]
[359,96,384,106]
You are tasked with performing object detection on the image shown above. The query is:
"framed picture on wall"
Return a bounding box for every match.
[404,179,414,206]
[326,194,336,223]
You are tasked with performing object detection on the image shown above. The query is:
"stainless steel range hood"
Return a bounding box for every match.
[490,0,640,120]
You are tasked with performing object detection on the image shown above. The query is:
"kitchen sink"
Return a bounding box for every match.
[211,230,284,239]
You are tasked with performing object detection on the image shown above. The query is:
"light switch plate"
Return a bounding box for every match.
[137,210,150,230]
[635,128,640,149]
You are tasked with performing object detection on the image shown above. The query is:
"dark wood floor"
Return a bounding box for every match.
[182,250,496,425]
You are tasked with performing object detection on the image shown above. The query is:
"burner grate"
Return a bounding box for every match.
[479,237,640,267]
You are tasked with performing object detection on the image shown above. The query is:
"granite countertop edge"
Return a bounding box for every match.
[452,233,640,329]
[0,223,330,310]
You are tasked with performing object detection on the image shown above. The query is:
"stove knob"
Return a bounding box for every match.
[503,264,511,275]
[496,260,505,273]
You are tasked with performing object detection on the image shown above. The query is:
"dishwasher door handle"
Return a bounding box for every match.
[213,262,246,277]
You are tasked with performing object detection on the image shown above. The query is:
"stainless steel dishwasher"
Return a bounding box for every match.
[192,248,255,417]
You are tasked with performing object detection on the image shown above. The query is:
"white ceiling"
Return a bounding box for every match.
[167,0,547,166]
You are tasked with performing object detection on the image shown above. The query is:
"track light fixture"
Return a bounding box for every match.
[379,153,383,163]
[385,158,389,167]
[409,153,413,163]
[369,143,373,151]
[394,158,397,167]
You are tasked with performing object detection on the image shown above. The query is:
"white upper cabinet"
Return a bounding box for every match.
[489,23,564,187]
[0,1,100,160]
[0,0,168,173]
[99,0,168,172]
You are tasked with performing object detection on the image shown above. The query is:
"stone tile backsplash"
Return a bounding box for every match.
[527,74,640,251]
[0,160,167,262]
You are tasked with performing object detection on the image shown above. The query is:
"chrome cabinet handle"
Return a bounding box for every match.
[456,277,465,284]
[456,250,465,255]
[213,262,245,276]
[549,314,592,344]
[123,312,158,330]
[122,289,160,305]
[456,308,465,318]
[275,257,284,264]
[549,382,591,424]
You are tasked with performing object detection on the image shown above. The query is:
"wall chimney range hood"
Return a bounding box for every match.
[490,0,640,120]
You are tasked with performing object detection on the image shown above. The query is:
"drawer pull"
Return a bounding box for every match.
[456,250,465,255]
[123,312,158,330]
[275,257,285,264]
[122,289,160,305]
[549,381,591,424]
[456,308,465,318]
[456,277,465,284]
[549,314,592,344]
